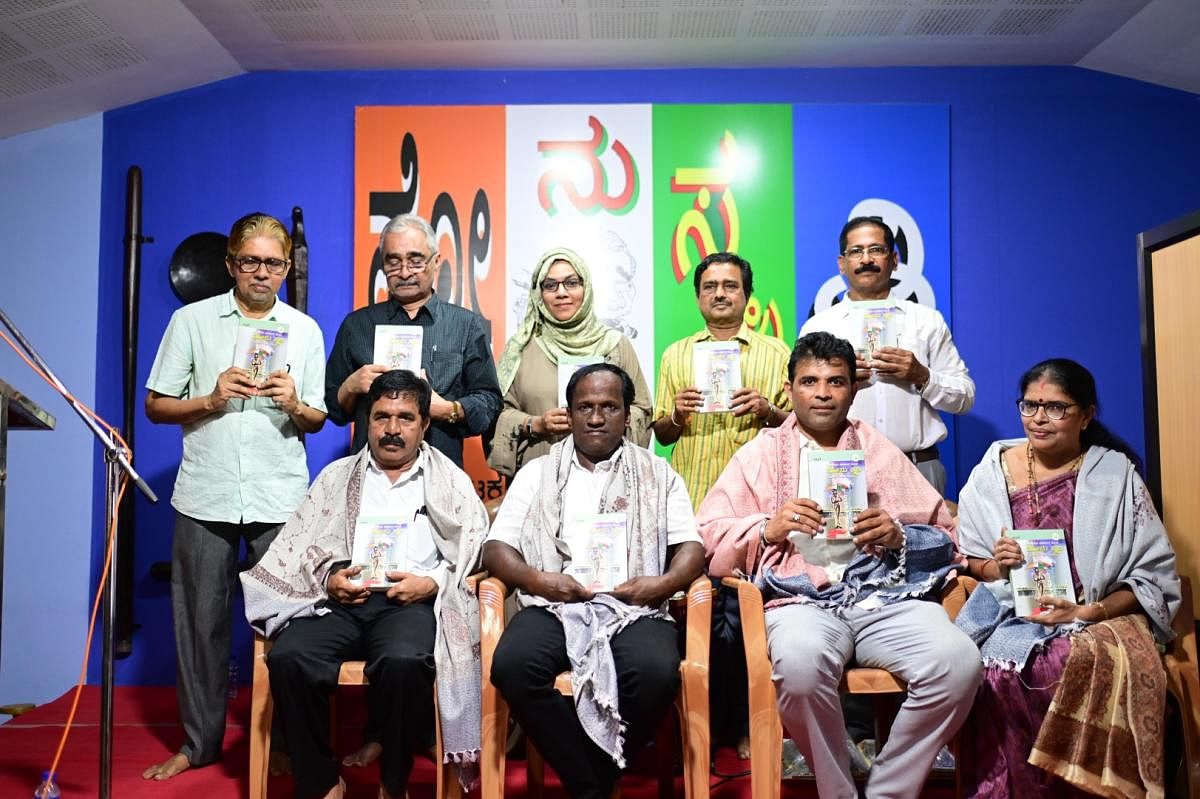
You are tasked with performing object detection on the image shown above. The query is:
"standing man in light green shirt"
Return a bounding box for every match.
[141,213,327,782]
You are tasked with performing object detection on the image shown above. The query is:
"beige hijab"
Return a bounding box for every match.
[496,247,622,395]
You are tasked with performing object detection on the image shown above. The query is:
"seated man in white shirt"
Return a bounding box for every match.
[799,216,974,494]
[241,370,488,799]
[484,363,705,799]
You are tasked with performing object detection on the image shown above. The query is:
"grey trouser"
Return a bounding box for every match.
[766,600,980,799]
[171,512,281,765]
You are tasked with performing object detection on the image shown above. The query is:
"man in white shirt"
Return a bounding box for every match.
[242,370,488,799]
[799,216,974,494]
[484,364,705,799]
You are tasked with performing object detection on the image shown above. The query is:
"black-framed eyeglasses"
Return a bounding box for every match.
[1016,400,1078,420]
[540,277,584,293]
[229,255,291,275]
[842,245,892,261]
[382,252,431,272]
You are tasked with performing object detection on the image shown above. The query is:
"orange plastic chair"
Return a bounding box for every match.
[721,574,975,799]
[248,572,484,799]
[479,576,712,799]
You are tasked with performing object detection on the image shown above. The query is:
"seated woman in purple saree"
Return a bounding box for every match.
[954,359,1179,799]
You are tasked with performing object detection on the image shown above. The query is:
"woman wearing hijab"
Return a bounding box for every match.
[488,247,651,476]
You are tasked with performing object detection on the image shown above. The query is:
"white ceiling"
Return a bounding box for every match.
[1,0,1197,141]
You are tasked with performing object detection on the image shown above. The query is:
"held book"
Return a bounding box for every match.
[557,355,603,407]
[807,450,867,538]
[373,325,424,373]
[349,517,411,589]
[562,512,628,592]
[233,319,289,384]
[692,340,742,412]
[789,449,867,581]
[852,300,899,360]
[1008,529,1073,617]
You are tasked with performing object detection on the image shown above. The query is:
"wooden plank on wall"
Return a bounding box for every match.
[1152,235,1200,617]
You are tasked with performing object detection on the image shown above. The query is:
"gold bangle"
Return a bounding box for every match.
[1092,601,1109,621]
[669,410,684,428]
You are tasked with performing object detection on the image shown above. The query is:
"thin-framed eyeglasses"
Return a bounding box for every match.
[540,276,585,293]
[229,255,291,275]
[382,252,431,273]
[1016,400,1078,420]
[842,245,892,261]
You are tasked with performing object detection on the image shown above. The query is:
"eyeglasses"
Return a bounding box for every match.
[382,252,431,272]
[540,277,584,293]
[1016,400,1078,420]
[842,245,892,261]
[699,280,742,296]
[229,255,291,275]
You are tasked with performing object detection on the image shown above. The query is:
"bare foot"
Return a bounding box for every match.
[342,741,382,767]
[736,736,751,761]
[269,750,292,776]
[142,752,191,780]
[321,777,347,799]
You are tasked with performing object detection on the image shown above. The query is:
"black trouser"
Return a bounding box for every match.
[491,607,681,799]
[268,593,436,799]
[172,513,280,765]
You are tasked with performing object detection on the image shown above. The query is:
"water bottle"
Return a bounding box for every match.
[33,771,60,798]
[227,661,239,700]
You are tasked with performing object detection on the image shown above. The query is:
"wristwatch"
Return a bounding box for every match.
[447,402,461,424]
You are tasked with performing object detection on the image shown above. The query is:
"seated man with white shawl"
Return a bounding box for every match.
[484,363,705,799]
[242,370,487,799]
[698,332,981,799]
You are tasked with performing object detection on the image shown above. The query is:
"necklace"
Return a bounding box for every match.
[1025,442,1084,526]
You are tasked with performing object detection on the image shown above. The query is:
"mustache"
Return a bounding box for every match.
[854,264,882,275]
[379,434,406,448]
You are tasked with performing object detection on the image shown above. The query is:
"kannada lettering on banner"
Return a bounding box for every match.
[507,105,656,380]
[354,106,508,497]
[652,104,796,364]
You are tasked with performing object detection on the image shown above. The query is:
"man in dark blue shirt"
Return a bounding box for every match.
[325,213,501,467]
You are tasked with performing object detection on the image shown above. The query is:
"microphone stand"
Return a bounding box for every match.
[0,306,157,799]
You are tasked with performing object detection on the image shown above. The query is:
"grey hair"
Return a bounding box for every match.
[379,213,438,255]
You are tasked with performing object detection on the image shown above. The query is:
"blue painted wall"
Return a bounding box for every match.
[0,115,103,706]
[93,66,1200,686]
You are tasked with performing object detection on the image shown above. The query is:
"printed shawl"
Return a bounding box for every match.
[954,440,1179,670]
[495,247,622,395]
[240,443,488,787]
[697,415,958,611]
[515,436,673,767]
[1028,614,1165,799]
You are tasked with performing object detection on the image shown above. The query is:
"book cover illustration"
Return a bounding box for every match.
[233,319,289,384]
[373,325,424,373]
[562,512,628,592]
[693,341,743,412]
[807,450,868,538]
[557,355,603,407]
[1008,529,1073,617]
[349,517,411,589]
[854,300,900,360]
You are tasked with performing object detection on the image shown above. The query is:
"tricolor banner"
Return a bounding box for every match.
[355,103,949,497]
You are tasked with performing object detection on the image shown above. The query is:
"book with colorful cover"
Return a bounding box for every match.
[233,319,288,384]
[692,341,742,412]
[562,512,628,592]
[349,517,411,589]
[557,355,603,407]
[853,300,900,360]
[1008,529,1073,617]
[373,325,423,373]
[807,450,868,538]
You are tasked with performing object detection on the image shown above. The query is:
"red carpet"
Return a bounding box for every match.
[1,686,956,798]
